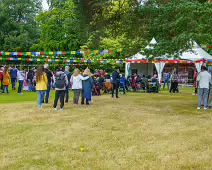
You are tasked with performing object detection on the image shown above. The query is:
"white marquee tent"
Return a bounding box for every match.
[125,38,212,82]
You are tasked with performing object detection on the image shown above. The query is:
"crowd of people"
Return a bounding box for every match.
[0,65,123,110]
[0,65,211,110]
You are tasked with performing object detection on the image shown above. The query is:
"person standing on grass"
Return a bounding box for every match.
[64,66,71,103]
[43,64,53,104]
[71,68,89,106]
[10,66,17,90]
[169,71,178,93]
[197,66,212,110]
[163,70,170,90]
[36,66,48,109]
[53,68,68,111]
[81,68,93,105]
[112,67,120,98]
[2,67,10,94]
[27,69,34,92]
[0,67,3,92]
[193,69,198,96]
[17,68,25,94]
[208,84,212,109]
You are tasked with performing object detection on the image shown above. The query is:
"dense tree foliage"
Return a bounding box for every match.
[0,0,42,51]
[0,0,211,58]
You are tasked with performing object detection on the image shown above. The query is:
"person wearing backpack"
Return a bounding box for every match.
[64,66,71,103]
[53,68,68,111]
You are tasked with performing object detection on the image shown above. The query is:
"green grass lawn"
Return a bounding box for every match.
[0,88,212,169]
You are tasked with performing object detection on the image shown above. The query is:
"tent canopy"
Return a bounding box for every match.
[179,41,212,61]
[128,39,212,61]
[130,38,157,60]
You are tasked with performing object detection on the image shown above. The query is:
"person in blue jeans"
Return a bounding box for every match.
[17,68,25,94]
[27,70,34,92]
[44,64,53,104]
[163,71,170,90]
[36,66,48,108]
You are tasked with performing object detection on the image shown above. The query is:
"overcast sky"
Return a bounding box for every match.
[42,0,49,10]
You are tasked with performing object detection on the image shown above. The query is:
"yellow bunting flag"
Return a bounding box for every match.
[94,50,99,54]
[26,52,31,56]
[5,52,10,55]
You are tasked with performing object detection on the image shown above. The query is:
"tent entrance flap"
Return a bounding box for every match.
[155,62,166,83]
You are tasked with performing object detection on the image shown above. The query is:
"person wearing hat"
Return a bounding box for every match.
[197,66,212,110]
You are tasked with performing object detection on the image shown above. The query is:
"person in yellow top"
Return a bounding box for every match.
[36,66,48,108]
[2,66,11,94]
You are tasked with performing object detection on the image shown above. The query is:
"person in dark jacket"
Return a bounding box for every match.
[10,66,18,90]
[43,64,53,104]
[27,69,34,92]
[64,66,71,103]
[120,75,127,94]
[112,67,120,98]
[81,68,94,105]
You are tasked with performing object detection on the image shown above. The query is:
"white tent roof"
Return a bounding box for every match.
[179,41,212,61]
[129,39,212,61]
[130,38,157,60]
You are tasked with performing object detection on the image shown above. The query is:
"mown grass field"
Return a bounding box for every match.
[0,88,212,169]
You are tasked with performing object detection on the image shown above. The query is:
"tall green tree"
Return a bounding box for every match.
[0,0,42,51]
[32,0,88,51]
[141,0,212,57]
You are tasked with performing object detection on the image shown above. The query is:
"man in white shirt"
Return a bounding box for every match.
[197,66,212,110]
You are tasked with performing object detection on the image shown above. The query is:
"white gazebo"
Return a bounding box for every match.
[125,38,157,78]
[179,41,212,73]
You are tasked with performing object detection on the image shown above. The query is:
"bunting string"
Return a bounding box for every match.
[0,49,123,56]
[0,57,124,64]
[125,59,194,64]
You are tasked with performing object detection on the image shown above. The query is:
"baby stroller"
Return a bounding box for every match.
[147,82,159,93]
